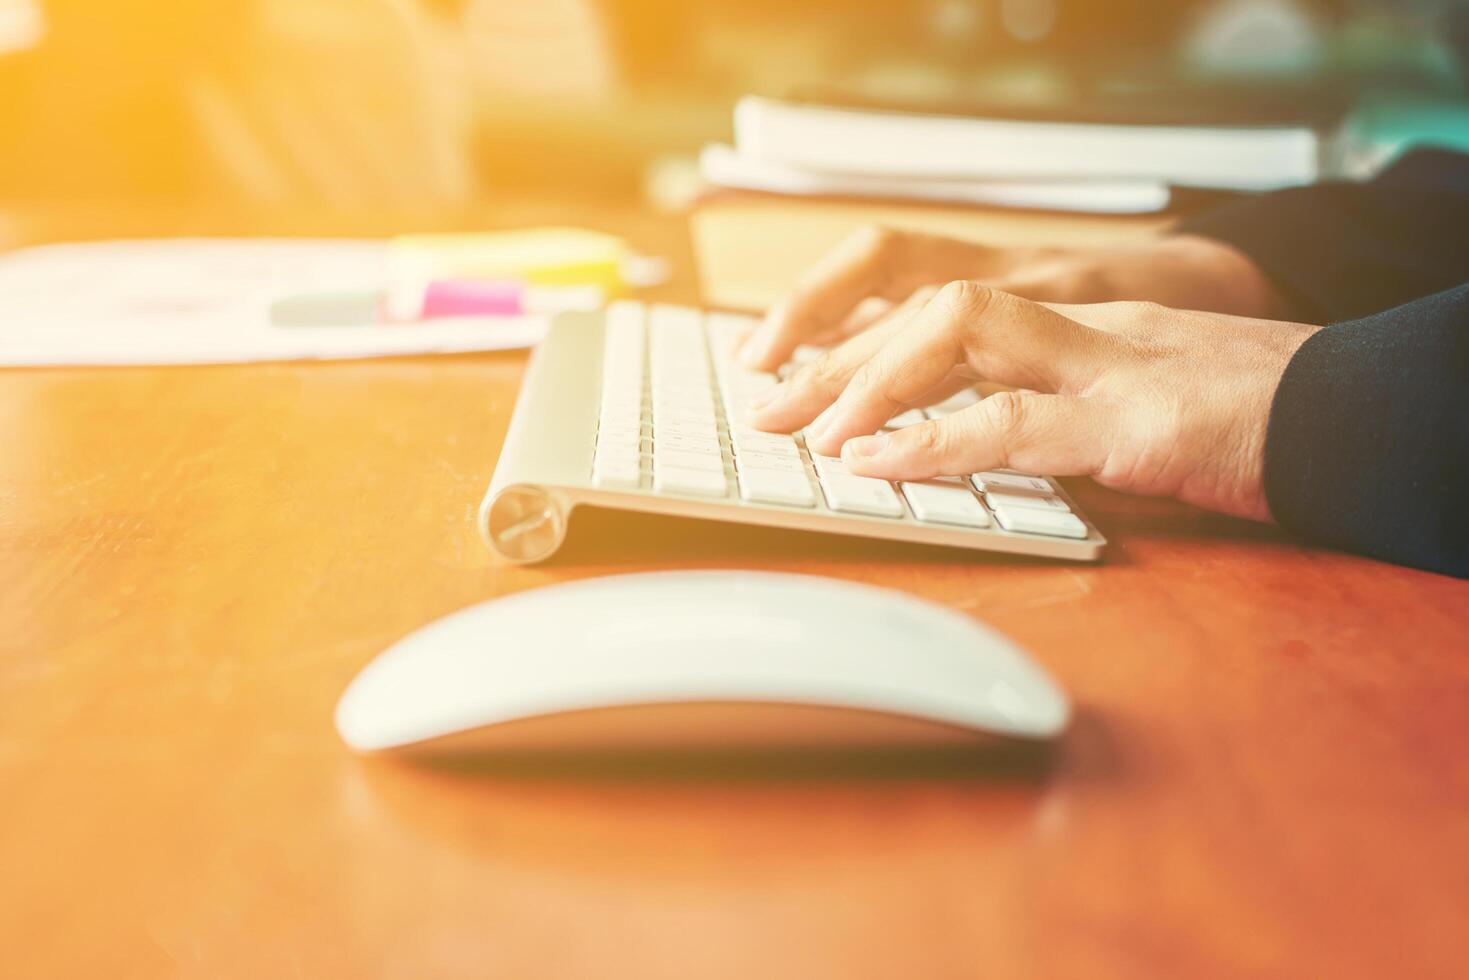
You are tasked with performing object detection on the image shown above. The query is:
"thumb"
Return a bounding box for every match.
[839,392,1118,482]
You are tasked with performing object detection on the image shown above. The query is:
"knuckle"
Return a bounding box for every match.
[849,358,891,395]
[981,390,1029,438]
[907,420,945,454]
[1115,299,1163,317]
[934,279,990,314]
[807,350,851,392]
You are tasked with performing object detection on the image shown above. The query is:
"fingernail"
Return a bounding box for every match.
[844,433,890,460]
[738,339,767,368]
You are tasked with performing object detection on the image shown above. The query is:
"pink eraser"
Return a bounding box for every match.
[420,279,524,318]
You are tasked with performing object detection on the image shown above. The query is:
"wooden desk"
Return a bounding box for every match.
[2,202,1467,980]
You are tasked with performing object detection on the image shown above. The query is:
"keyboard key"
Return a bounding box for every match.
[596,432,642,453]
[593,458,642,489]
[597,439,645,457]
[728,423,791,441]
[597,446,645,463]
[652,376,712,394]
[971,471,1053,494]
[736,442,800,462]
[604,340,643,361]
[901,482,992,527]
[649,303,705,335]
[600,411,643,427]
[654,464,728,497]
[596,439,644,460]
[817,472,905,518]
[984,489,1070,513]
[653,394,715,415]
[655,387,710,408]
[654,447,725,472]
[810,455,852,479]
[653,407,718,428]
[654,432,721,455]
[738,468,816,507]
[992,506,1088,539]
[600,390,642,409]
[651,384,712,402]
[601,415,643,436]
[734,451,805,474]
[706,311,757,350]
[605,299,646,331]
[600,416,643,438]
[729,428,799,456]
[657,419,718,440]
[596,426,643,446]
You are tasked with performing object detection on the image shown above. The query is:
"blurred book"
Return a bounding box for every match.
[691,193,1171,312]
[699,143,1171,215]
[729,94,1326,193]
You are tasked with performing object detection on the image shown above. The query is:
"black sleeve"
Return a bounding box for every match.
[1177,148,1469,324]
[1263,283,1469,578]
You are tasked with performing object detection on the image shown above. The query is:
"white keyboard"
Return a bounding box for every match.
[480,302,1105,563]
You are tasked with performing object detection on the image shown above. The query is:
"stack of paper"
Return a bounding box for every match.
[701,143,1171,215]
[700,95,1327,215]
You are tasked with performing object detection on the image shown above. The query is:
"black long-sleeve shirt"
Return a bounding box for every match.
[1179,149,1468,578]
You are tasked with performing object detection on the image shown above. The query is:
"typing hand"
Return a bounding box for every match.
[736,226,1285,371]
[748,283,1320,522]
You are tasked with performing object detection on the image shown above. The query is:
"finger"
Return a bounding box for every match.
[738,226,915,370]
[834,284,942,340]
[841,392,1118,482]
[805,297,889,346]
[834,295,897,337]
[744,306,917,432]
[809,282,1121,455]
[914,375,981,410]
[808,294,917,347]
[745,286,937,433]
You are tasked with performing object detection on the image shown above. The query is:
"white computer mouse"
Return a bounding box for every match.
[335,571,1071,754]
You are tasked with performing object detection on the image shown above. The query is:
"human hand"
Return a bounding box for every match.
[736,226,1286,371]
[746,283,1320,522]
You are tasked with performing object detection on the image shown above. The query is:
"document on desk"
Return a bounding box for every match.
[0,239,548,366]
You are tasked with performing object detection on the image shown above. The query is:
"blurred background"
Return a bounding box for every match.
[1,0,1468,218]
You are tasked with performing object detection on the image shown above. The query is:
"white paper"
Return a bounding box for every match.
[0,239,548,367]
[733,95,1319,191]
[700,144,1172,215]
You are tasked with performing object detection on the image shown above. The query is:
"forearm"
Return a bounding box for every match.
[1093,234,1291,319]
[1178,149,1469,324]
[1264,283,1469,577]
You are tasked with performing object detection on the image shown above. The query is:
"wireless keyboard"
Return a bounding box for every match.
[480,302,1105,563]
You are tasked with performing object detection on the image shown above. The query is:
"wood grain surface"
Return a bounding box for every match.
[2,202,1467,980]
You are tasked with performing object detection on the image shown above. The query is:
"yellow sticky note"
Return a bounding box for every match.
[391,227,627,292]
